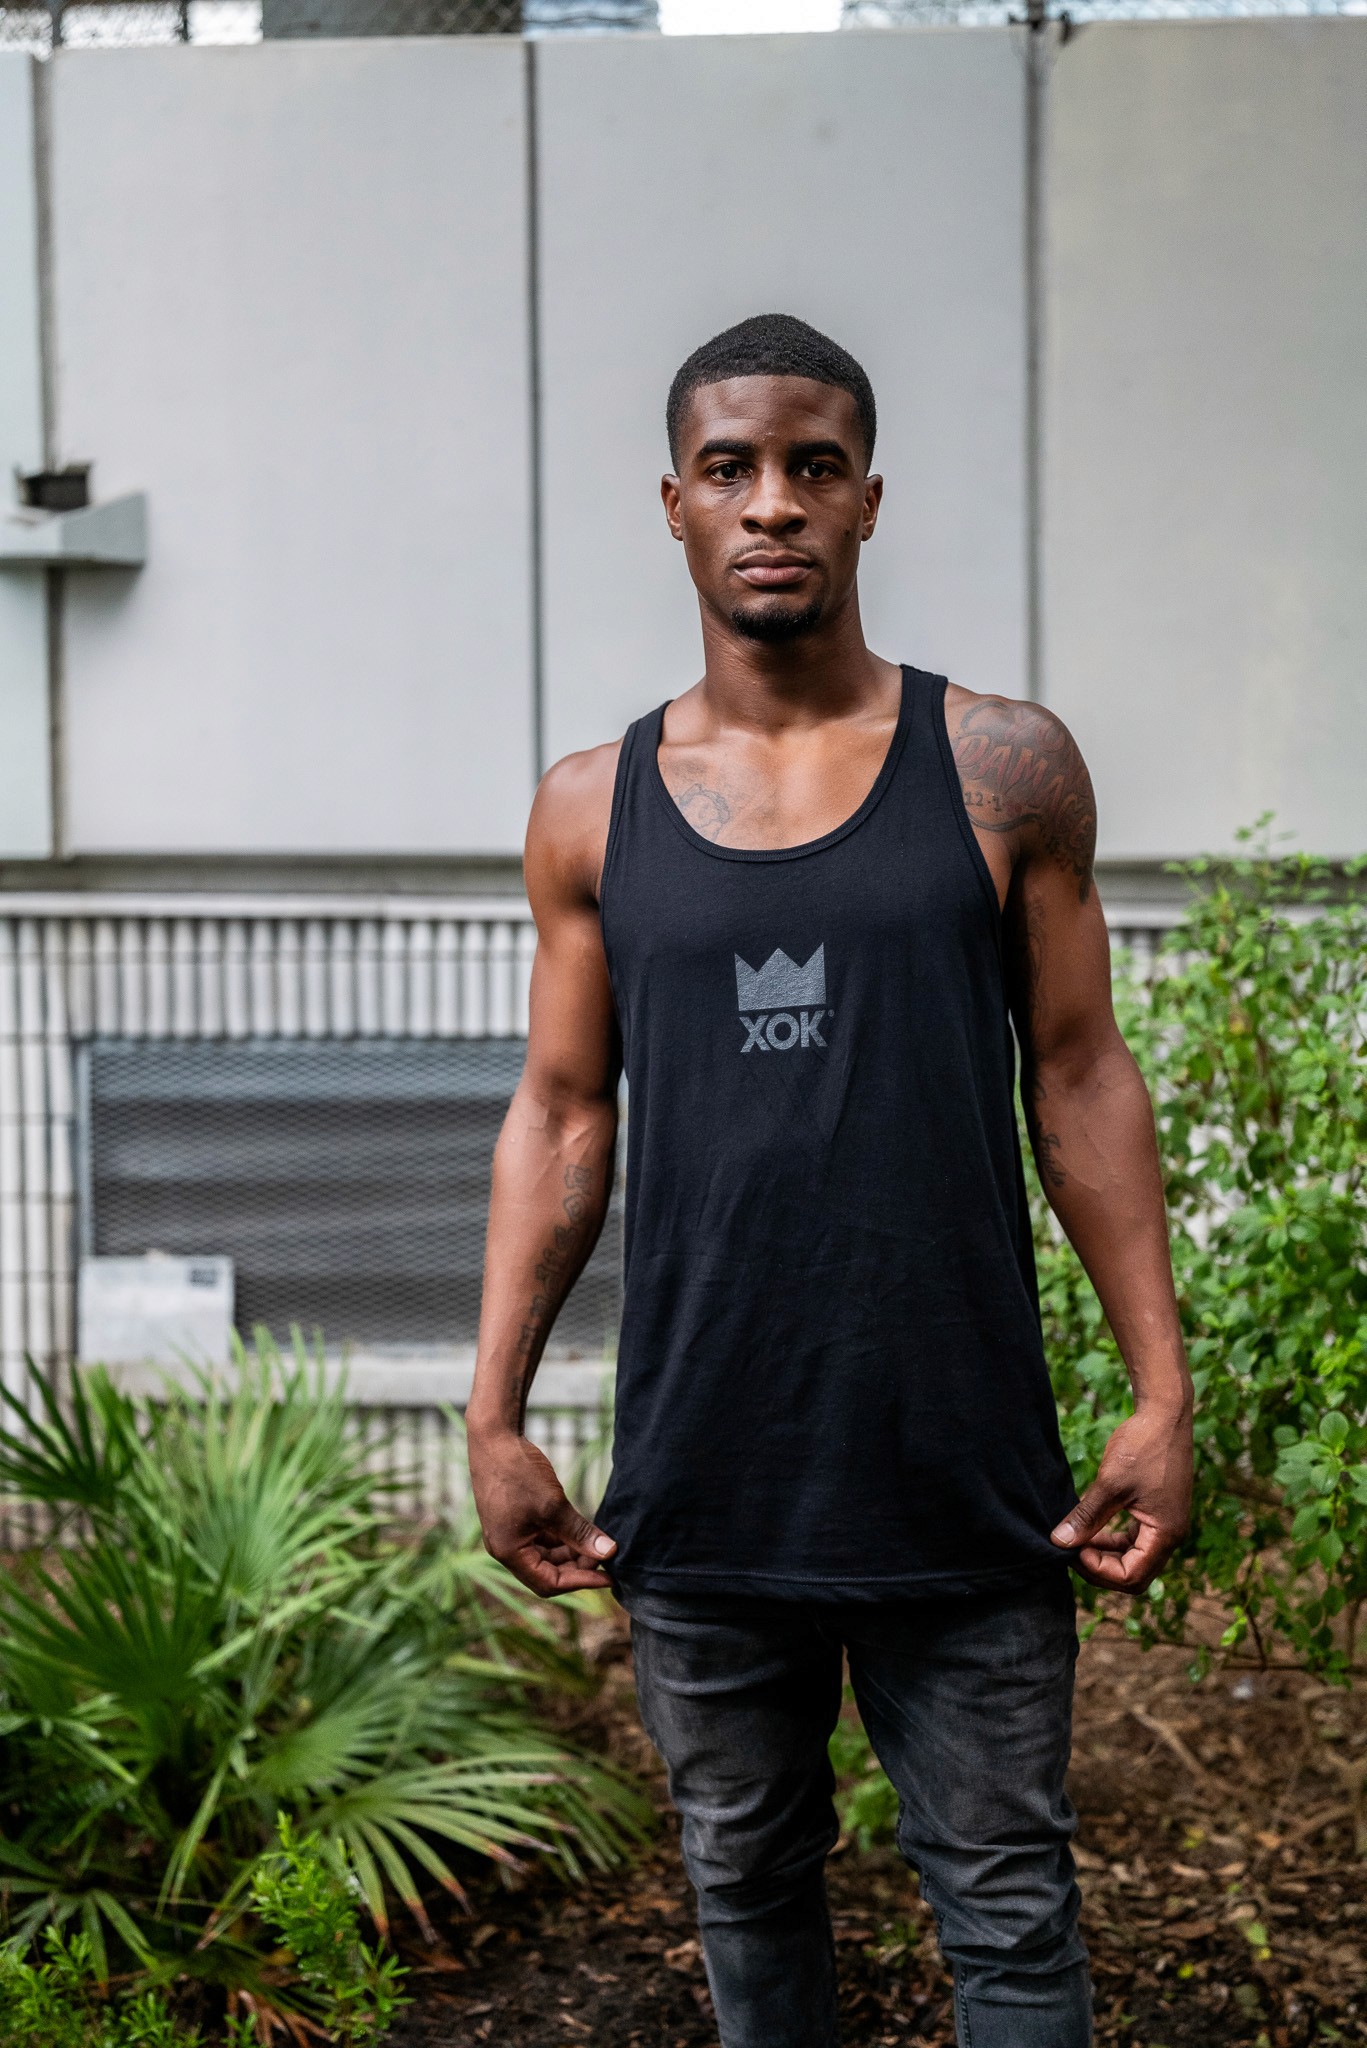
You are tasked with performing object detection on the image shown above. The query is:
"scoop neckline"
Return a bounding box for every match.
[646,667,914,865]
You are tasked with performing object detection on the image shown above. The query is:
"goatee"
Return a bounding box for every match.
[729,595,826,644]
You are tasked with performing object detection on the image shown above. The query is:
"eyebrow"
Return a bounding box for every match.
[695,438,755,461]
[693,437,853,465]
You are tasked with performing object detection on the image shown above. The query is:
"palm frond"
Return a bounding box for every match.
[0,1340,648,1995]
[0,1363,138,1519]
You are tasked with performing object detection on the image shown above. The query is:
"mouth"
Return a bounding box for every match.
[732,553,815,590]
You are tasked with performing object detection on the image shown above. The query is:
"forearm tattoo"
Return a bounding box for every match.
[512,1163,596,1423]
[952,700,1097,904]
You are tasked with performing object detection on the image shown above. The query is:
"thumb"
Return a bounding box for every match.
[549,1495,617,1561]
[1051,1480,1119,1550]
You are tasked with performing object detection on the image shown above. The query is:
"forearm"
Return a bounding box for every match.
[467,1083,618,1441]
[1028,1035,1191,1417]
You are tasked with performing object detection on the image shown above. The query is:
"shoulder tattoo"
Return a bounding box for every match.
[951,699,1097,904]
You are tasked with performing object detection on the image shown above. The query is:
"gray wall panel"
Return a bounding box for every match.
[52,42,533,855]
[1044,20,1367,860]
[538,30,1028,764]
[0,54,52,859]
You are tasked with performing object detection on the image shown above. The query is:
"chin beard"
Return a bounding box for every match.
[728,594,827,644]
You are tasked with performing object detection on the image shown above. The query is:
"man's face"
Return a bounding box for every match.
[662,376,882,644]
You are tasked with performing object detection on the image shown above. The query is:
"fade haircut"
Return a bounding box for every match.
[666,313,877,472]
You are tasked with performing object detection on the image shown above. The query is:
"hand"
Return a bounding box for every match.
[467,1427,618,1598]
[1050,1402,1193,1593]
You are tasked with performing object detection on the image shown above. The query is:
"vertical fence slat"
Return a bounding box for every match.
[171,918,197,1038]
[488,920,514,1037]
[460,920,487,1038]
[382,921,407,1037]
[43,923,74,1369]
[94,919,120,1037]
[356,920,381,1037]
[0,923,26,1404]
[197,920,224,1039]
[434,920,460,1038]
[224,921,250,1039]
[144,918,171,1039]
[249,921,277,1037]
[65,918,94,1042]
[17,922,51,1379]
[276,920,302,1038]
[407,920,433,1039]
[303,919,328,1038]
[328,919,355,1038]
[119,919,146,1037]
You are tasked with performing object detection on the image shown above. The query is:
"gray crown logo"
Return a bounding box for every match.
[734,945,826,1013]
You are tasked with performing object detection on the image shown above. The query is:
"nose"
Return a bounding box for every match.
[741,460,806,535]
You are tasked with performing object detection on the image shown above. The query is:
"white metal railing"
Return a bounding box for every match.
[0,891,1174,1523]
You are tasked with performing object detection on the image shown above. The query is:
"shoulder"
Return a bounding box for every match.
[525,738,624,915]
[944,685,1096,902]
[531,738,623,839]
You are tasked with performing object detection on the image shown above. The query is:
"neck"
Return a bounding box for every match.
[693,582,889,734]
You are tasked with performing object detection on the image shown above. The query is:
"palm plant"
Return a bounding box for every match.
[0,1335,647,2017]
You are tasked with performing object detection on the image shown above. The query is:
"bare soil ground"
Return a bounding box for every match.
[389,1607,1367,2048]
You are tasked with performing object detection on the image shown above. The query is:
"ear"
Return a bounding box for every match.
[661,473,684,542]
[861,474,884,543]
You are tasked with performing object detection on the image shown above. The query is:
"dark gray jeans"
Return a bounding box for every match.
[619,1571,1091,2048]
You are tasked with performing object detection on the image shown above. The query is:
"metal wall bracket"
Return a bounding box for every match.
[0,492,147,568]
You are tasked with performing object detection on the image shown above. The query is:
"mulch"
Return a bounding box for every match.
[388,1604,1367,2048]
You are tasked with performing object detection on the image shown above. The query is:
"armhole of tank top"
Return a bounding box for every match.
[598,713,648,921]
[926,673,1006,931]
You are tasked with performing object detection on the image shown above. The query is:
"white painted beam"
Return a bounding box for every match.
[0,492,148,568]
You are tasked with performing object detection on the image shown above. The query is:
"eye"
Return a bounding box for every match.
[802,460,837,479]
[710,461,745,483]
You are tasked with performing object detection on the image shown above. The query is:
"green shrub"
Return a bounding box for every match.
[0,1928,200,2048]
[829,1702,899,1853]
[0,1336,648,2026]
[1043,836,1367,1679]
[232,1816,406,2047]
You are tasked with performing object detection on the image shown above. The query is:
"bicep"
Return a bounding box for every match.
[522,907,620,1107]
[1006,858,1118,1073]
[520,777,620,1112]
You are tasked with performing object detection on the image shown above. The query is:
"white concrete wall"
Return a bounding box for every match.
[0,54,52,858]
[50,41,533,856]
[4,25,1361,867]
[536,28,1028,763]
[1044,20,1367,861]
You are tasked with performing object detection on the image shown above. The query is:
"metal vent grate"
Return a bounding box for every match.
[80,1036,622,1357]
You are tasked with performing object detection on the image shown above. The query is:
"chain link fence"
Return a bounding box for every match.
[5,0,1361,47]
[0,0,654,49]
[845,0,1360,20]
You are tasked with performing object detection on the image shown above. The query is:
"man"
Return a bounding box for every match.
[467,313,1193,2048]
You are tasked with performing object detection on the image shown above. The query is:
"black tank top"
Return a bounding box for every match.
[596,666,1077,1600]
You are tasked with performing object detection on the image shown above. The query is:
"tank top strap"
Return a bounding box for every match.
[601,701,670,912]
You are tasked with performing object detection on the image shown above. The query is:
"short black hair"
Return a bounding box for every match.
[666,313,877,471]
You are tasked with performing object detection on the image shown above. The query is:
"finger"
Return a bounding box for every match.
[539,1560,616,1596]
[547,1498,618,1564]
[1078,1520,1171,1592]
[1051,1483,1121,1549]
[510,1548,615,1598]
[1072,1545,1144,1589]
